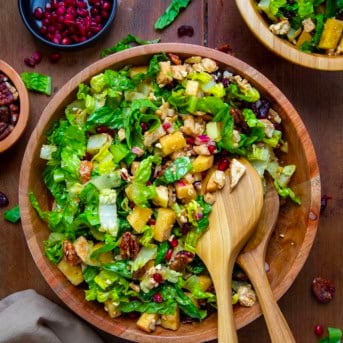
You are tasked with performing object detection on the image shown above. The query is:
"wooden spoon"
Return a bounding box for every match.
[196,159,263,343]
[237,179,296,343]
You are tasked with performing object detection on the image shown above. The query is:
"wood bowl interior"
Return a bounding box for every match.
[19,43,320,342]
[235,0,343,71]
[0,60,30,153]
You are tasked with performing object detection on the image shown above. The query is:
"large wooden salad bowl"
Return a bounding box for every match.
[19,43,320,342]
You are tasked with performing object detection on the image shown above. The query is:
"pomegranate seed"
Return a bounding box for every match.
[0,192,9,208]
[162,122,171,130]
[170,238,178,248]
[65,0,76,6]
[66,7,77,16]
[24,57,35,68]
[153,273,163,283]
[56,6,66,15]
[61,37,71,45]
[90,7,99,16]
[102,1,111,11]
[40,26,48,34]
[50,13,58,24]
[165,249,173,261]
[32,51,42,64]
[56,23,65,31]
[45,3,52,11]
[77,8,89,17]
[129,201,135,209]
[218,158,229,171]
[76,1,87,8]
[48,25,56,34]
[152,293,163,303]
[208,145,216,154]
[42,18,50,26]
[314,325,324,337]
[49,52,61,63]
[52,36,61,44]
[148,218,156,225]
[101,10,109,19]
[186,137,195,145]
[93,15,102,24]
[33,7,44,19]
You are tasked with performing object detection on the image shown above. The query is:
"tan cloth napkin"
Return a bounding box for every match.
[0,289,104,343]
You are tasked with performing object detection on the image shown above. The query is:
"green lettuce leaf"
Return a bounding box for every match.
[154,0,192,30]
[101,34,160,58]
[157,157,192,184]
[21,72,52,96]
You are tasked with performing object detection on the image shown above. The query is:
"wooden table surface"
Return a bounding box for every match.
[1,1,342,342]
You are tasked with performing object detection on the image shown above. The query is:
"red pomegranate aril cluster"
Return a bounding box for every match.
[33,0,112,45]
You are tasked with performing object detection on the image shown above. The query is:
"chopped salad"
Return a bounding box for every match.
[30,53,300,333]
[257,0,343,55]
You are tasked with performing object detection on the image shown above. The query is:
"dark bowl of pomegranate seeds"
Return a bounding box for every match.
[0,60,29,153]
[18,0,117,49]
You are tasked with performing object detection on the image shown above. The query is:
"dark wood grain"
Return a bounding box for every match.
[0,1,342,342]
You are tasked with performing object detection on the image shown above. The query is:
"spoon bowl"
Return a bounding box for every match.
[196,159,263,342]
[237,179,296,342]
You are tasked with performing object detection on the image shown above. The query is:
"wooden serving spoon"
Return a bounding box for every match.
[196,159,263,343]
[237,179,296,343]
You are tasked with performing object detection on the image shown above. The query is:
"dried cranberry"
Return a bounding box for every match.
[312,277,335,304]
[177,25,194,37]
[49,52,62,63]
[257,99,270,119]
[24,57,36,68]
[0,192,9,207]
[140,122,149,132]
[217,44,233,55]
[34,7,44,19]
[314,324,324,337]
[148,218,156,225]
[320,194,332,214]
[186,136,195,145]
[152,293,163,303]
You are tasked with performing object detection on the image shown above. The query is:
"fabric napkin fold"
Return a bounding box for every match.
[0,289,104,343]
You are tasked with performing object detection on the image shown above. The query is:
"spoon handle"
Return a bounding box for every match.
[238,253,296,343]
[212,258,238,343]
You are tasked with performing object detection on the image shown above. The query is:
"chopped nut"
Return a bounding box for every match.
[229,159,246,190]
[157,61,173,87]
[204,192,216,204]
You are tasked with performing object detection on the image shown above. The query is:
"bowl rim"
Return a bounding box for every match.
[18,43,321,342]
[235,0,343,71]
[18,0,118,50]
[0,60,30,153]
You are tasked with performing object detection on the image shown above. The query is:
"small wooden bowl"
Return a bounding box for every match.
[235,0,343,71]
[19,43,321,342]
[0,60,30,153]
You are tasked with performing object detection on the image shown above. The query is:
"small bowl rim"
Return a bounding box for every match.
[0,60,30,153]
[235,0,343,71]
[18,0,118,50]
[18,43,321,342]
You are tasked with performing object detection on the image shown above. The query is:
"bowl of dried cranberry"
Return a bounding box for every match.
[18,0,117,49]
[0,60,29,153]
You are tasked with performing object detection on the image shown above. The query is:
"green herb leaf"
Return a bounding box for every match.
[154,0,192,30]
[21,72,52,96]
[298,0,314,18]
[158,157,192,184]
[4,205,20,223]
[101,34,160,57]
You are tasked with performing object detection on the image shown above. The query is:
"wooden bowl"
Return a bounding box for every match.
[235,0,343,71]
[0,60,30,153]
[18,43,321,342]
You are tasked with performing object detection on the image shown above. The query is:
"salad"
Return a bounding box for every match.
[256,0,343,55]
[30,53,299,333]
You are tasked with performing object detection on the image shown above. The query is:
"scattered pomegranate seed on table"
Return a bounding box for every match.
[314,324,324,337]
[177,25,194,37]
